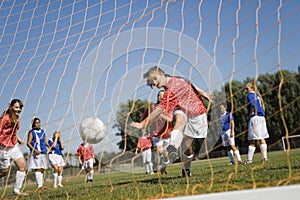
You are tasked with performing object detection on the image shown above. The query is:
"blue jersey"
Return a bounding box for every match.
[28,129,48,154]
[247,92,265,117]
[219,111,233,132]
[48,139,63,155]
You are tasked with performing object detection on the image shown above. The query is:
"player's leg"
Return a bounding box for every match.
[13,158,27,195]
[57,166,64,187]
[166,111,187,163]
[245,140,256,164]
[259,139,268,162]
[146,149,154,174]
[181,136,194,177]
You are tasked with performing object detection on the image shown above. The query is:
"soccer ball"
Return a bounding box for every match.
[79,117,106,144]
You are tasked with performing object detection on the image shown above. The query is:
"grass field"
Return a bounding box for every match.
[1,149,300,200]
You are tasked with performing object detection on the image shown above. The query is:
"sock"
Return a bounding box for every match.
[247,145,256,161]
[182,153,192,170]
[234,150,242,161]
[145,163,149,173]
[58,175,63,185]
[149,162,153,173]
[260,143,268,159]
[169,130,183,149]
[227,150,234,163]
[14,171,25,193]
[35,172,43,188]
[89,169,94,180]
[53,173,58,187]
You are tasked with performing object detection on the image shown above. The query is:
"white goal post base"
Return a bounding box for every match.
[162,184,300,200]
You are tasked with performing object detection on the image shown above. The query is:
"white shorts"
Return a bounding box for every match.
[248,115,269,140]
[142,148,152,163]
[81,158,94,170]
[48,154,65,167]
[174,110,208,138]
[29,154,48,169]
[0,145,24,169]
[221,129,235,147]
[152,137,170,150]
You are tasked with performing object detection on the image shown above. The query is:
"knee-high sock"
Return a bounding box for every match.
[260,143,268,159]
[234,150,242,161]
[227,150,234,163]
[58,175,63,185]
[247,146,256,161]
[88,169,94,180]
[53,173,58,187]
[169,130,183,149]
[14,171,26,193]
[35,171,43,188]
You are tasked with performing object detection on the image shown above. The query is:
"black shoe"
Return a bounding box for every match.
[182,169,192,177]
[87,179,93,182]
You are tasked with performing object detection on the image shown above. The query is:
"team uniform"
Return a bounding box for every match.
[246,91,269,163]
[143,103,172,173]
[77,143,94,182]
[137,136,154,174]
[0,114,26,194]
[158,76,208,176]
[247,92,269,140]
[219,111,242,164]
[220,111,235,147]
[28,128,48,188]
[48,139,65,167]
[48,138,65,188]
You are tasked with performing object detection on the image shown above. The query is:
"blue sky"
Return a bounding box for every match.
[0,0,299,154]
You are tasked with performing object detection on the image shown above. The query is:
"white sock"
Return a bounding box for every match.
[145,163,149,173]
[149,162,153,173]
[14,171,25,193]
[89,169,94,180]
[247,146,256,161]
[260,143,268,159]
[170,130,183,149]
[227,150,234,163]
[35,172,43,188]
[234,150,242,161]
[53,173,58,187]
[58,175,63,185]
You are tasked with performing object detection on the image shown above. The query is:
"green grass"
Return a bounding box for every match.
[1,149,300,200]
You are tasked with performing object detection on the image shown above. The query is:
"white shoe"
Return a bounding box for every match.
[13,191,28,196]
[58,184,63,188]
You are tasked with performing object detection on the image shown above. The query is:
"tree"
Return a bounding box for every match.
[113,99,149,152]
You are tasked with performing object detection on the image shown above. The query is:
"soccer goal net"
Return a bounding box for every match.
[0,0,299,199]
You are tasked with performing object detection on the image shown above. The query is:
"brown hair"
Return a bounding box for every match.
[0,99,23,125]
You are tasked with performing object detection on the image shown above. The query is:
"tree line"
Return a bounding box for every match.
[113,68,300,155]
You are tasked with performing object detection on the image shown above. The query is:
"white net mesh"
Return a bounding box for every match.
[0,0,299,198]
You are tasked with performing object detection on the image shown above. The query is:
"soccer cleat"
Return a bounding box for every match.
[87,179,93,182]
[238,160,244,164]
[262,158,269,163]
[160,169,167,175]
[182,169,192,177]
[243,160,252,164]
[58,184,64,188]
[13,191,28,196]
[227,161,234,165]
[166,145,179,163]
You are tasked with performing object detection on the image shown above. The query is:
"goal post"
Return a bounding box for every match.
[282,135,300,151]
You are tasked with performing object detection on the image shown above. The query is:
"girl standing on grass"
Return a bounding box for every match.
[0,99,28,196]
[48,131,65,188]
[27,117,50,189]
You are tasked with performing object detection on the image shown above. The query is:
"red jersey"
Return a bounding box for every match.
[137,136,152,150]
[77,143,94,161]
[0,114,20,147]
[158,77,206,117]
[142,104,172,139]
